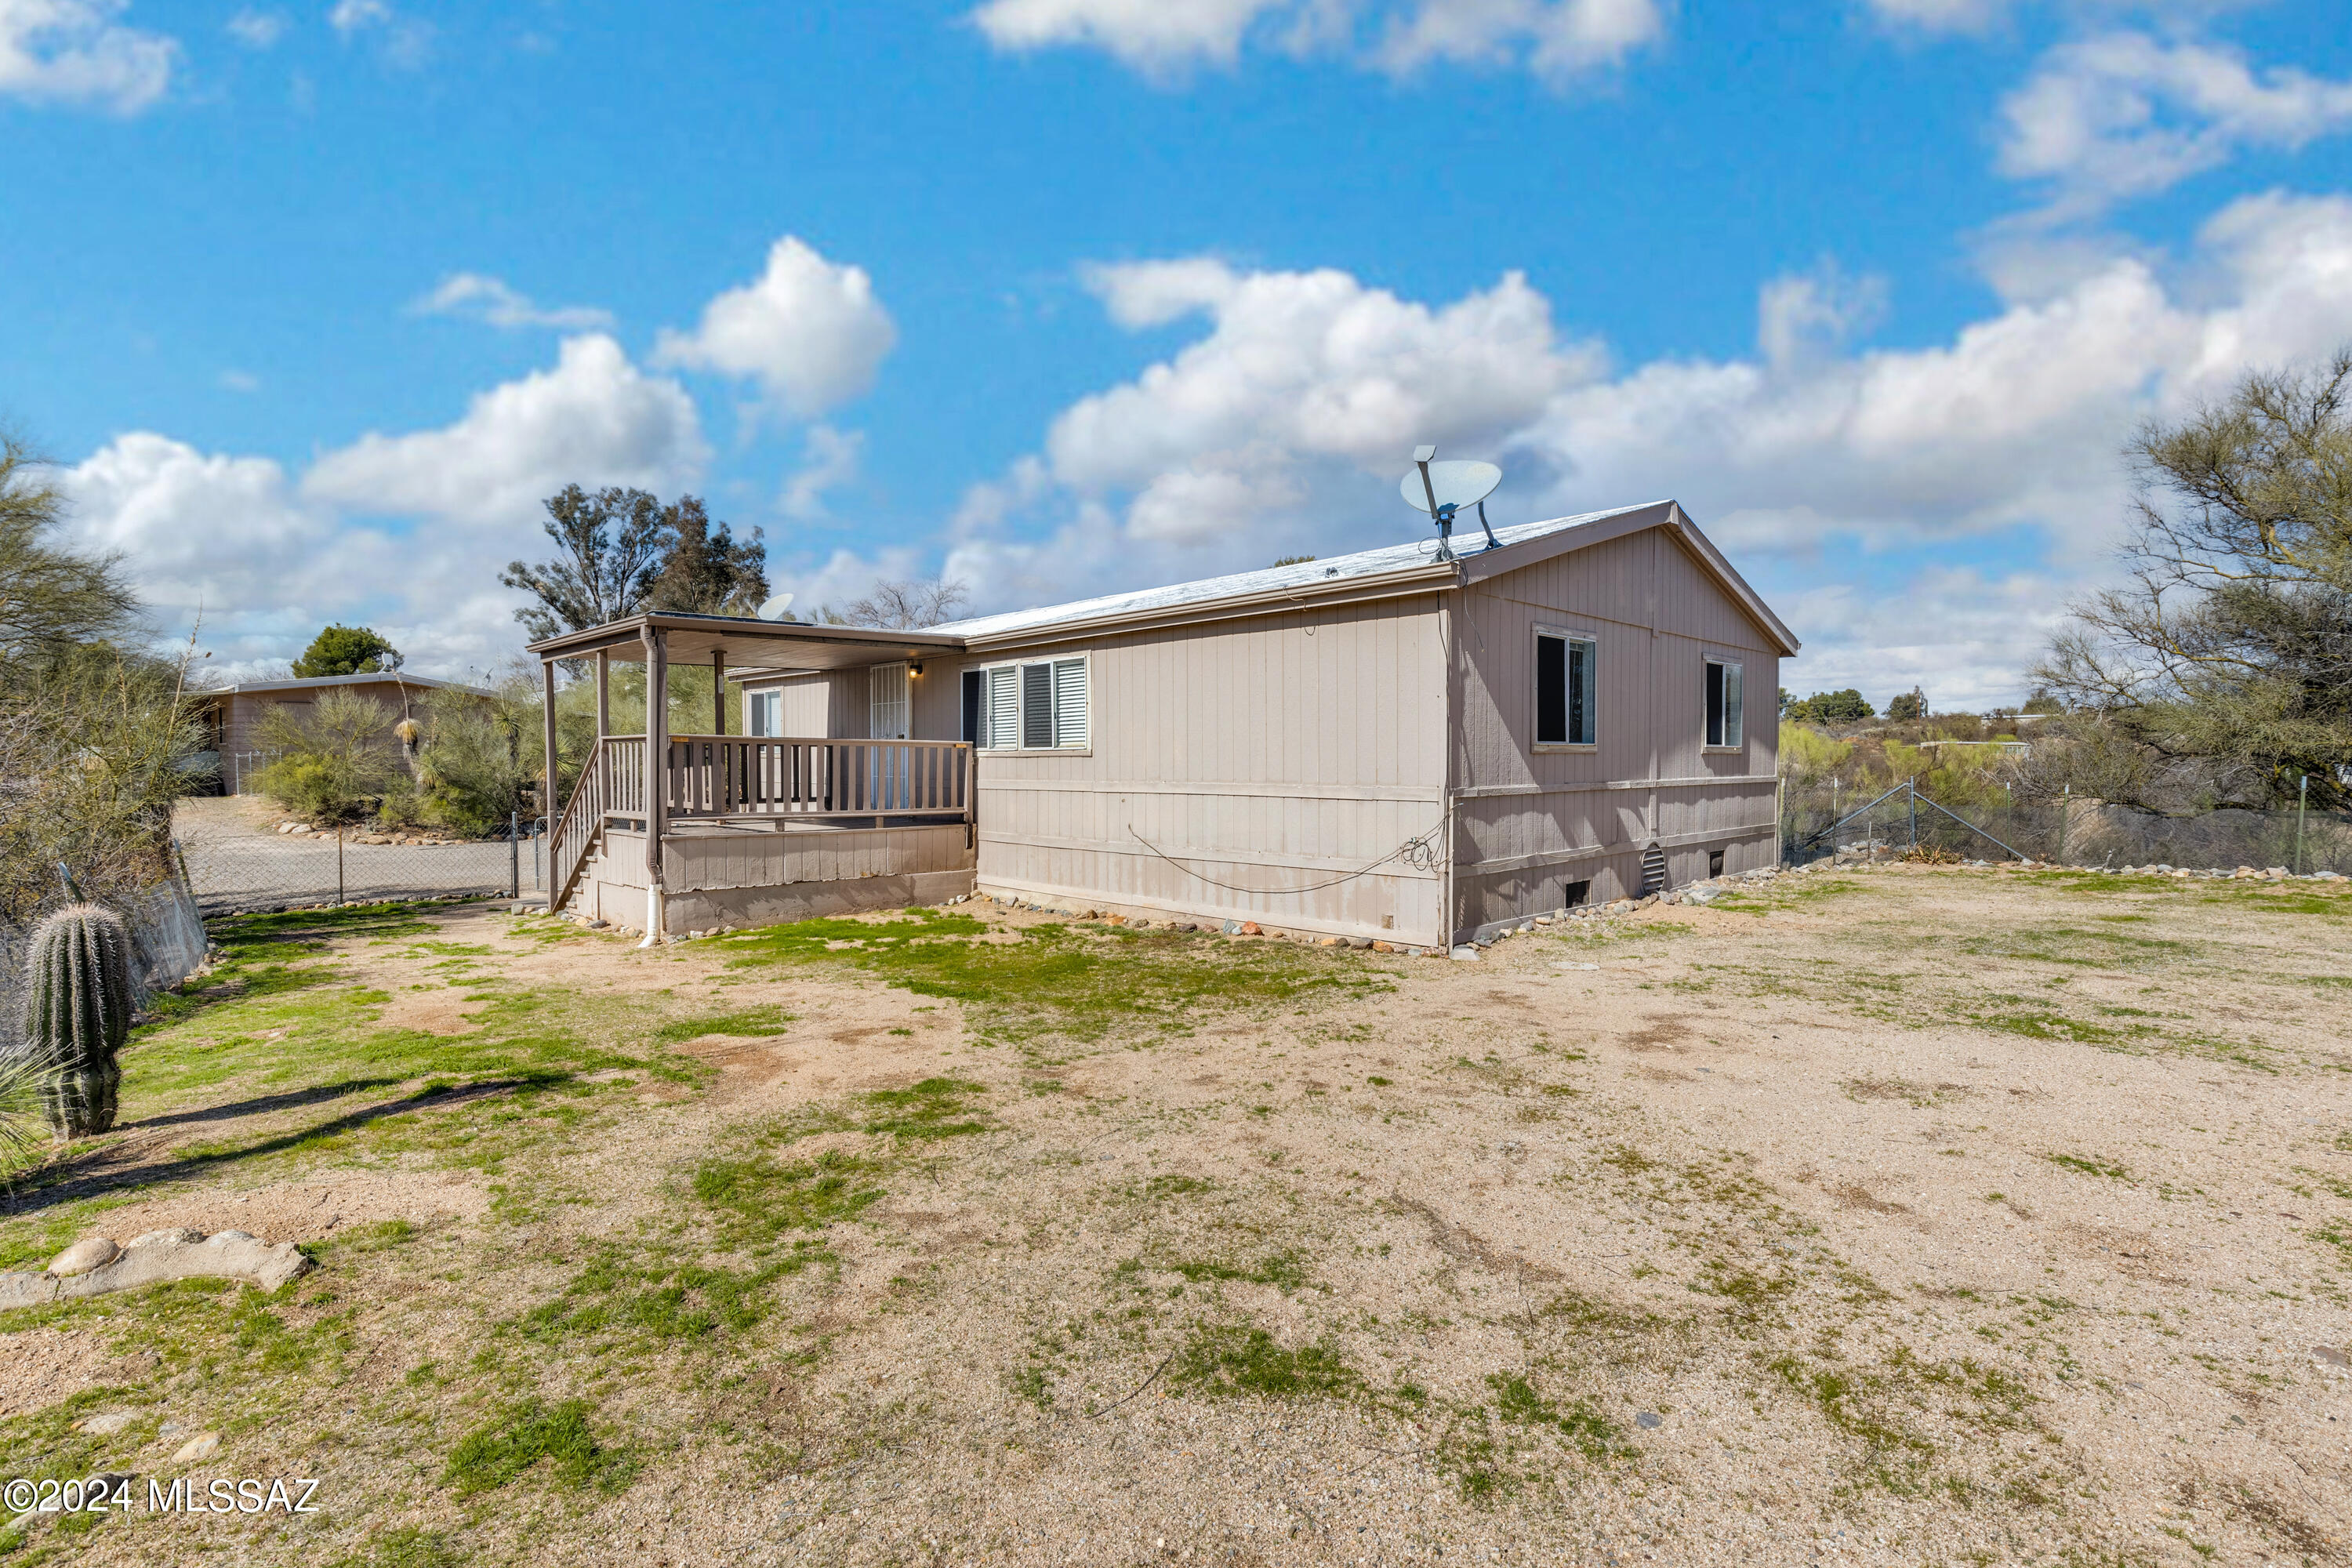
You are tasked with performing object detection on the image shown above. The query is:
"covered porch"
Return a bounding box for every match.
[529,612,975,939]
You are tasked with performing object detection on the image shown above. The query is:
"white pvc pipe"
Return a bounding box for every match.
[638,884,662,948]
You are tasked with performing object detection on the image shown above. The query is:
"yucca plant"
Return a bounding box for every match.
[20,902,132,1137]
[0,1050,59,1188]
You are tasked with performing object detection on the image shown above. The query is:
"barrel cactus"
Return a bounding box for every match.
[20,903,132,1137]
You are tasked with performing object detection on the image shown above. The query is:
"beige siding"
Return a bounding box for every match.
[1453,528,1782,931]
[967,594,1450,945]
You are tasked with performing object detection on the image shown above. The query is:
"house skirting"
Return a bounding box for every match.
[578,822,974,935]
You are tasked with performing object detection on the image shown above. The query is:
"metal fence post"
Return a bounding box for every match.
[510,811,521,898]
[336,824,346,906]
[2296,773,2310,875]
[1908,780,1918,853]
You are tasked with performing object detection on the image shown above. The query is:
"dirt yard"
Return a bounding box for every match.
[2,864,2347,1567]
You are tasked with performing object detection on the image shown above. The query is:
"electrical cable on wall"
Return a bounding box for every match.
[1125,821,1445,897]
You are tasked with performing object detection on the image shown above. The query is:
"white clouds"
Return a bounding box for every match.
[56,336,710,677]
[1860,0,2016,34]
[413,273,617,332]
[969,0,1664,82]
[1044,258,1584,540]
[225,7,285,49]
[1999,32,2352,211]
[327,0,386,33]
[305,334,706,528]
[0,0,174,112]
[779,426,866,521]
[851,190,2352,709]
[653,237,898,419]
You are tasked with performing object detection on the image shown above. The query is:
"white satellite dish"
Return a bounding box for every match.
[1398,459,1501,517]
[1399,447,1504,559]
[757,593,795,620]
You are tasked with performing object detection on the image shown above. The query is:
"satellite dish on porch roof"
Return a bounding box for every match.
[757,593,795,620]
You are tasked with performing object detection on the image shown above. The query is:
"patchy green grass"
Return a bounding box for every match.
[443,1398,637,1496]
[691,1149,886,1249]
[721,910,1391,1047]
[1167,1324,1360,1399]
[1163,1250,1311,1291]
[2046,1153,2132,1181]
[653,1007,796,1043]
[859,1077,990,1140]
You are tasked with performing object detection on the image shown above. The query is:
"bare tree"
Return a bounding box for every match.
[2035,349,2352,808]
[837,577,970,630]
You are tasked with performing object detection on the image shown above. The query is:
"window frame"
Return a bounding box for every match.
[1702,654,1746,753]
[1530,622,1600,752]
[963,652,1092,754]
[743,688,782,737]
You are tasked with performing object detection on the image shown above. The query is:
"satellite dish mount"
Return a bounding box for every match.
[1402,446,1502,561]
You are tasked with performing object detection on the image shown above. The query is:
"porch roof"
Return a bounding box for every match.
[527,611,965,672]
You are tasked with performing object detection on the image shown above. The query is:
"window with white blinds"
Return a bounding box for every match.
[971,656,1087,750]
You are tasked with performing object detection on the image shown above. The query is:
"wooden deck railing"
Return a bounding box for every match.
[546,735,971,913]
[661,736,972,820]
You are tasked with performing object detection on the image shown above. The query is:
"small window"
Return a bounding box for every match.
[1535,632,1596,746]
[746,691,781,736]
[985,666,1019,749]
[961,670,984,743]
[1705,658,1744,749]
[974,657,1089,750]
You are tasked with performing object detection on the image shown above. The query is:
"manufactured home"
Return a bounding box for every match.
[529,499,1798,950]
[191,672,497,795]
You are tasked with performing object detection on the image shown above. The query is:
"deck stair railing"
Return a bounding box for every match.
[548,736,643,914]
[546,736,972,915]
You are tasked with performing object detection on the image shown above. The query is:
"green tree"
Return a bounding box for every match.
[290,623,401,677]
[0,433,140,677]
[647,495,768,615]
[499,486,673,641]
[2037,348,2352,808]
[1787,688,1875,724]
[1884,688,1926,722]
[0,431,208,929]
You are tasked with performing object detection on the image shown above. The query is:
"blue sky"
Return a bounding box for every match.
[9,0,2352,710]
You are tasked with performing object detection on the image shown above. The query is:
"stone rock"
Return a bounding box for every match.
[1316,936,1341,947]
[1238,921,1262,936]
[1130,920,1150,930]
[80,1410,137,1436]
[0,1229,311,1308]
[48,1237,121,1276]
[1449,946,1480,961]
[1372,941,1395,953]
[172,1432,221,1465]
[1347,937,1374,949]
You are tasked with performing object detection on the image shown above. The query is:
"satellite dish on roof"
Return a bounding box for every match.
[757,593,795,620]
[1399,447,1504,560]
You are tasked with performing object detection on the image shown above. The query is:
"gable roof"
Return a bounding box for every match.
[939,499,1798,656]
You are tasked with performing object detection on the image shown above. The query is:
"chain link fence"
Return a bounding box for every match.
[1779,781,2352,874]
[173,808,548,915]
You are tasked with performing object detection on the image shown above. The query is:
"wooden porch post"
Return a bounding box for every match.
[594,649,610,739]
[539,656,559,843]
[641,627,668,946]
[712,650,726,735]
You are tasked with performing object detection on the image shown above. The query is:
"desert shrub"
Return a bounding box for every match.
[416,683,534,837]
[255,689,400,823]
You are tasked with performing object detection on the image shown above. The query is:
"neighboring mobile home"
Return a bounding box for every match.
[532,499,1798,950]
[192,672,497,795]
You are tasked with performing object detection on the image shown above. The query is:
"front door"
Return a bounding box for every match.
[869,663,909,739]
